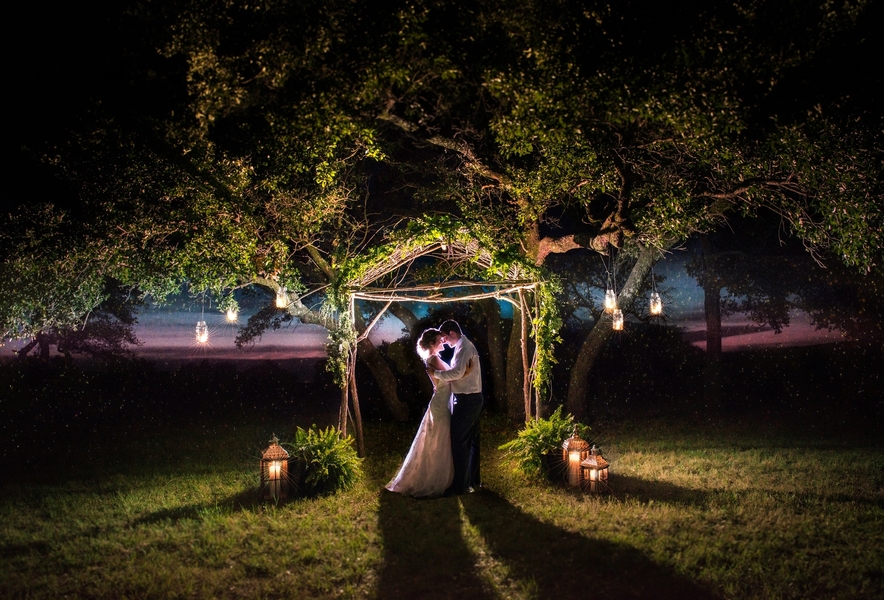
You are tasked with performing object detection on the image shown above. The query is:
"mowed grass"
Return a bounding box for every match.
[2,411,883,599]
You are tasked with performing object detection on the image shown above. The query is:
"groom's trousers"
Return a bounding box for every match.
[448,391,484,495]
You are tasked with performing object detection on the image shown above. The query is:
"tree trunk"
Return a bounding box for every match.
[357,336,410,421]
[388,302,419,334]
[37,333,51,361]
[353,311,410,421]
[505,308,525,421]
[478,298,507,412]
[17,338,39,359]
[565,243,660,421]
[349,362,365,457]
[386,302,434,401]
[701,235,724,410]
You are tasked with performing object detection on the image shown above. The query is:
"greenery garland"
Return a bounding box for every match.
[326,216,561,401]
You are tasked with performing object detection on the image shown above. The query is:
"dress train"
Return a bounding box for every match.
[385,382,454,498]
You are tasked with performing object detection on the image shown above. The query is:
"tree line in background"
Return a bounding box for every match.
[4,0,882,422]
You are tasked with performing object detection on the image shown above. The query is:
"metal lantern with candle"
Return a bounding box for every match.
[580,444,610,493]
[260,434,290,500]
[562,427,591,488]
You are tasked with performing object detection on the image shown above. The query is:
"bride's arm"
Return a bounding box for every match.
[426,356,445,386]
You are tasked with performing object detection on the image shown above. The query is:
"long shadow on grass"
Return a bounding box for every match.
[376,490,493,599]
[459,489,720,599]
[609,474,712,508]
[132,487,263,526]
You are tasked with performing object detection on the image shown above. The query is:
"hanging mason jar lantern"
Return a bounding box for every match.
[226,308,238,322]
[612,309,624,331]
[604,289,617,313]
[649,291,663,316]
[195,320,209,344]
[260,434,290,500]
[275,287,288,309]
[562,427,591,488]
[580,444,610,493]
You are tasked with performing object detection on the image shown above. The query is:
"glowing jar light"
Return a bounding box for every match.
[225,308,238,322]
[612,309,624,331]
[275,287,288,309]
[195,320,209,344]
[260,435,290,500]
[562,427,591,488]
[580,445,610,493]
[604,289,617,313]
[649,291,663,316]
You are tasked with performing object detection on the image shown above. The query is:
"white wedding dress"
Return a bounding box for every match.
[385,379,454,498]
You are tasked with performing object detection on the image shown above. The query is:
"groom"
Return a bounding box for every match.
[434,319,483,495]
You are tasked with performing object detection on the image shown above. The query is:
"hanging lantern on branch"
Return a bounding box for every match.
[220,295,239,322]
[604,288,617,313]
[612,309,624,331]
[562,427,591,488]
[260,434,290,500]
[275,287,288,309]
[195,320,209,344]
[649,291,663,316]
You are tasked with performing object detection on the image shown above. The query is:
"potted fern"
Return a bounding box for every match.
[286,425,363,496]
[499,407,590,481]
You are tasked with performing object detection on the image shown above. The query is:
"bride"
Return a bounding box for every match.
[385,328,470,498]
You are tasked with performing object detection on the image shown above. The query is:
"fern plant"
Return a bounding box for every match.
[498,407,589,480]
[287,425,362,496]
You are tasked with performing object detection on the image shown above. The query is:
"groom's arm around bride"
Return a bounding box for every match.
[433,320,484,495]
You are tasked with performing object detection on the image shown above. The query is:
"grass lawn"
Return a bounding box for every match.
[1,357,882,598]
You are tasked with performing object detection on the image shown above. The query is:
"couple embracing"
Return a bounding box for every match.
[385,320,483,498]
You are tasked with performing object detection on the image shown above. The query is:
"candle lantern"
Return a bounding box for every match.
[612,309,624,331]
[649,291,663,316]
[275,287,288,309]
[195,320,209,344]
[260,434,290,500]
[562,427,591,488]
[580,445,610,493]
[604,289,617,313]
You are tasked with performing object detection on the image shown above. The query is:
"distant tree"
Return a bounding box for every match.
[14,281,141,362]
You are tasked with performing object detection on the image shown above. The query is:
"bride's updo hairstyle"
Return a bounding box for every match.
[416,328,442,362]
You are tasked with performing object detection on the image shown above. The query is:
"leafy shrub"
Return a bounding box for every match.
[287,425,362,496]
[498,407,589,479]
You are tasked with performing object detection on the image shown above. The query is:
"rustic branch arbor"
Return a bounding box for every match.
[327,225,558,457]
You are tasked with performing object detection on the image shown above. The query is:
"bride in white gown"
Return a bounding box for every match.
[386,328,469,498]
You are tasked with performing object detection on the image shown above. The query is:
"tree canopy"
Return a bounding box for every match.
[5,0,882,418]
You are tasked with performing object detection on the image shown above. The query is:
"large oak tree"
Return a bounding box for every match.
[5,0,881,420]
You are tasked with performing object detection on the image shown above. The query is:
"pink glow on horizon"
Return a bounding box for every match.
[681,311,846,351]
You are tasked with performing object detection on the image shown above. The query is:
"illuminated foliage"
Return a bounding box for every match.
[5,0,880,419]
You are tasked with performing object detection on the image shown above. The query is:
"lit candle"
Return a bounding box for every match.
[650,291,663,315]
[568,450,581,487]
[275,288,288,309]
[604,289,617,313]
[195,321,209,343]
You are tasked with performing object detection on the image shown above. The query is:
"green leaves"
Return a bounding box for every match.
[498,406,588,480]
[288,425,363,496]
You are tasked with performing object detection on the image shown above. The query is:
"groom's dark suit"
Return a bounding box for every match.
[434,333,483,495]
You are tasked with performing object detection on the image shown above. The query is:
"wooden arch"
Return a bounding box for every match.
[335,234,546,456]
